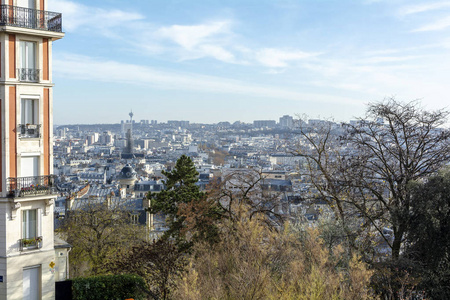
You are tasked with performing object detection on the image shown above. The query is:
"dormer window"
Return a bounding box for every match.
[19,41,39,82]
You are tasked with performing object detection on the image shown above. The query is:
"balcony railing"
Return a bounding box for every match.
[18,68,40,82]
[0,5,62,32]
[20,236,42,251]
[19,124,41,138]
[7,175,56,198]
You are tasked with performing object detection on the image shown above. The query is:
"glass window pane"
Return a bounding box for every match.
[22,210,37,239]
[20,41,36,69]
[22,211,27,237]
[27,42,35,69]
[21,99,38,124]
[20,42,26,69]
[33,100,38,124]
[29,210,36,238]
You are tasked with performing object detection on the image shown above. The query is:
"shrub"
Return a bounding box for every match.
[72,274,147,300]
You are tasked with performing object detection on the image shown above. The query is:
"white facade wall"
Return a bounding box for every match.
[0,195,56,299]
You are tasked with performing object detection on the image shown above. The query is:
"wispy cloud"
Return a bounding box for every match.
[50,0,318,68]
[255,48,320,68]
[157,21,231,50]
[155,21,237,63]
[397,1,450,32]
[361,55,423,64]
[412,15,450,31]
[49,0,144,32]
[53,53,361,106]
[400,1,450,15]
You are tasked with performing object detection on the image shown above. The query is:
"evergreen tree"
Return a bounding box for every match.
[149,155,220,250]
[404,169,450,298]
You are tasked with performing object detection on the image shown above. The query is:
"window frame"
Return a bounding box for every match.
[22,209,40,240]
[21,98,39,125]
[130,213,139,225]
[19,41,37,70]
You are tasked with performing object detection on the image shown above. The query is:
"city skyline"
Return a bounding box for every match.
[50,0,450,124]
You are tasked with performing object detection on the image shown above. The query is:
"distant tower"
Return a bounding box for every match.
[125,110,134,155]
[125,129,134,154]
[129,110,134,128]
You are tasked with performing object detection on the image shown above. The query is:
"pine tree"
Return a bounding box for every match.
[149,155,219,250]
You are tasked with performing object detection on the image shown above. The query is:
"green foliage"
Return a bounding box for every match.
[149,155,221,250]
[404,169,450,298]
[370,259,422,300]
[72,274,147,300]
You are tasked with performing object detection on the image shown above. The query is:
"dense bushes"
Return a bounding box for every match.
[72,274,147,300]
[174,207,376,300]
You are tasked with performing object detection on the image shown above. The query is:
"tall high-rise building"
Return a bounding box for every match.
[0,1,64,298]
[279,115,294,129]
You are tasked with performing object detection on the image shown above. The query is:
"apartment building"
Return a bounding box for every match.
[0,0,64,299]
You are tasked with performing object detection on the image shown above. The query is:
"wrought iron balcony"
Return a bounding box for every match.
[20,236,43,251]
[0,5,62,32]
[19,124,41,138]
[18,68,40,82]
[7,175,56,198]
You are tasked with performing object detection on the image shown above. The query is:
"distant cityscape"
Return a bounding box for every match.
[51,112,359,237]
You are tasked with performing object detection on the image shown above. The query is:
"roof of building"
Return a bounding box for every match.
[117,164,137,180]
[54,236,72,249]
[70,197,144,211]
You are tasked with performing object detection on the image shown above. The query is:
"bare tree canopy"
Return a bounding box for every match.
[295,98,450,259]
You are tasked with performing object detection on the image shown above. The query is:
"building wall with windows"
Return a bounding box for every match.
[0,0,64,298]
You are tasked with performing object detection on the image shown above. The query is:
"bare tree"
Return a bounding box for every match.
[294,99,450,259]
[207,168,287,227]
[58,201,147,277]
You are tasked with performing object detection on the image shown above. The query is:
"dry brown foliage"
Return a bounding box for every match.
[174,205,376,300]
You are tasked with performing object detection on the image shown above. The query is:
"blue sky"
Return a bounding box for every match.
[48,0,450,124]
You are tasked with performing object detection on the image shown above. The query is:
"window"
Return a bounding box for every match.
[17,0,35,9]
[16,0,38,31]
[20,41,36,70]
[23,266,41,300]
[20,99,39,138]
[130,214,139,225]
[21,209,42,250]
[19,41,38,81]
[21,99,38,125]
[21,155,39,177]
[23,210,37,239]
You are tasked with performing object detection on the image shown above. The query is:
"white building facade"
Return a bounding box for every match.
[0,0,64,299]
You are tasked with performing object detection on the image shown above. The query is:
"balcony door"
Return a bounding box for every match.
[23,266,40,300]
[16,0,36,28]
[20,42,37,81]
[17,0,35,9]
